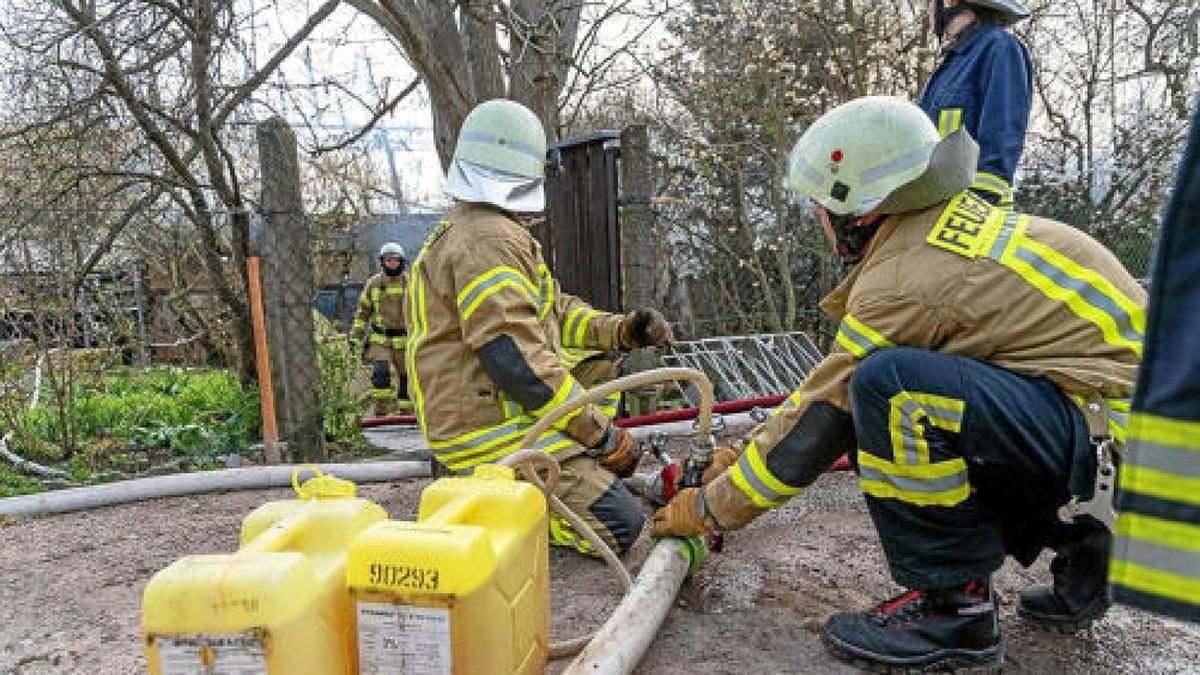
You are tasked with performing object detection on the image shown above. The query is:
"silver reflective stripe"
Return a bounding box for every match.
[837,318,884,357]
[858,461,969,495]
[896,397,964,465]
[459,130,545,162]
[987,211,1021,260]
[1125,439,1200,476]
[1115,534,1200,580]
[734,454,790,505]
[791,153,824,187]
[859,142,934,186]
[1011,246,1143,345]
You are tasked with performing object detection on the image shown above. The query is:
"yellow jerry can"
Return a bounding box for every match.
[347,464,549,675]
[142,469,388,674]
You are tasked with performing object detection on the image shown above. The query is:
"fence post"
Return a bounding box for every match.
[619,125,665,414]
[256,116,325,462]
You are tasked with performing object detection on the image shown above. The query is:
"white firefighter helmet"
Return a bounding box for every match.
[787,96,978,216]
[965,0,1030,24]
[378,242,405,259]
[452,99,548,181]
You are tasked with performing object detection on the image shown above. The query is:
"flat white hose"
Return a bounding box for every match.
[0,461,432,517]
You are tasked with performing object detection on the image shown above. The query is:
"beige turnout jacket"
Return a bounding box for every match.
[406,202,626,471]
[706,191,1147,528]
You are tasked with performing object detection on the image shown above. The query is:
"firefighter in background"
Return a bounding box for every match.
[350,242,411,417]
[651,97,1145,670]
[406,99,673,557]
[920,0,1032,208]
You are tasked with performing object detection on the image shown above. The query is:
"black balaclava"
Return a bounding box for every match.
[381,258,406,277]
[828,212,884,265]
[934,0,974,39]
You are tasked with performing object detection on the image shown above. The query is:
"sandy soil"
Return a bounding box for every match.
[2,428,1198,674]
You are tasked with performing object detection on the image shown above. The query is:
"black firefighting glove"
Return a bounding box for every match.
[619,308,673,349]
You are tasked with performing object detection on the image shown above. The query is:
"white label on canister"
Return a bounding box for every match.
[357,602,452,675]
[155,633,268,675]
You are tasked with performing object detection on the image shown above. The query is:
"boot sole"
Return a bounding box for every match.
[823,631,1003,672]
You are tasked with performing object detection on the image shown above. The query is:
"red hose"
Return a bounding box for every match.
[359,398,852,472]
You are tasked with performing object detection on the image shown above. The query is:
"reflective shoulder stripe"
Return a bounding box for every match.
[728,441,804,509]
[456,266,540,321]
[835,314,893,359]
[996,230,1145,356]
[857,451,970,507]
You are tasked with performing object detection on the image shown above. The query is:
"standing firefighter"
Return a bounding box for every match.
[920,0,1032,208]
[350,242,411,417]
[651,97,1146,670]
[406,99,673,556]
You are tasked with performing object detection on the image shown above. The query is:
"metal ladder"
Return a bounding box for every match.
[659,332,825,405]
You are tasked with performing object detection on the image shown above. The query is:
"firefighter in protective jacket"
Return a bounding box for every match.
[350,242,411,416]
[651,97,1146,670]
[406,99,672,556]
[920,0,1032,207]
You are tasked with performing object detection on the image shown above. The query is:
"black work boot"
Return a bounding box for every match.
[824,580,1002,671]
[1018,528,1113,628]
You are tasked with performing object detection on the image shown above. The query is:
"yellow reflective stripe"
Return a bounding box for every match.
[835,314,893,359]
[563,307,599,347]
[537,262,555,321]
[729,441,804,508]
[888,391,965,466]
[559,346,597,369]
[937,108,963,137]
[432,422,578,470]
[1132,413,1200,450]
[1112,513,1200,606]
[382,285,405,295]
[999,234,1144,356]
[1110,560,1200,607]
[456,266,539,321]
[857,451,971,507]
[532,375,584,418]
[405,263,428,432]
[1120,465,1200,507]
[971,171,1012,199]
[773,390,803,416]
[1118,512,1200,554]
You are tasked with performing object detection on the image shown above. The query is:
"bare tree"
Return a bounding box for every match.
[344,0,667,167]
[2,0,342,383]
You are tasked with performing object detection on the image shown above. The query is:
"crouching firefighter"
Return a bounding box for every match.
[406,99,673,557]
[650,96,1146,670]
[350,242,412,417]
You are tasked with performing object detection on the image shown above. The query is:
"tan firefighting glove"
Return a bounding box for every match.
[651,487,714,537]
[590,425,641,477]
[702,443,744,484]
[619,308,674,349]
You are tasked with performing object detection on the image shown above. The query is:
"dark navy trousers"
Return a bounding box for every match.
[849,347,1093,589]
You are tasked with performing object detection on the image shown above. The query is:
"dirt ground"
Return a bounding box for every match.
[2,426,1199,674]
